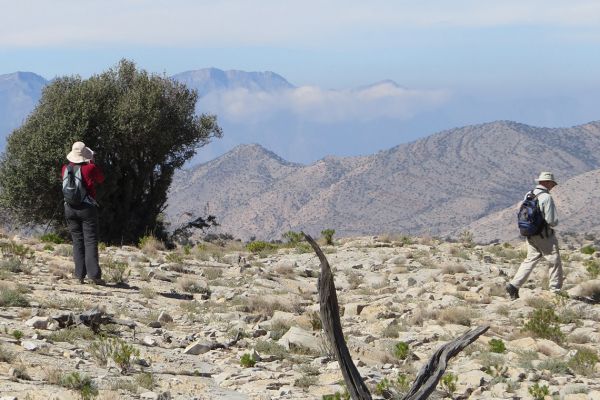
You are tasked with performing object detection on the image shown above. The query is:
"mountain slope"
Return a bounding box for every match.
[0,72,47,145]
[466,168,600,243]
[166,120,600,240]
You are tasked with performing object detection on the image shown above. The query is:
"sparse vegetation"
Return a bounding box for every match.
[393,341,410,360]
[102,258,130,284]
[240,353,256,367]
[522,307,565,343]
[528,383,549,400]
[59,372,99,399]
[0,284,30,307]
[40,233,65,244]
[568,347,599,377]
[488,338,506,353]
[580,245,596,255]
[321,229,335,245]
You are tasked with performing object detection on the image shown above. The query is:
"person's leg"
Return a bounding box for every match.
[81,205,101,280]
[65,204,86,280]
[510,238,543,288]
[539,235,563,291]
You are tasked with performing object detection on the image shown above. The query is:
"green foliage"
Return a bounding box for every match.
[11,330,24,340]
[488,338,506,353]
[40,233,65,244]
[60,372,99,400]
[584,259,600,279]
[568,347,599,376]
[522,307,565,343]
[283,231,304,244]
[240,353,256,368]
[48,326,95,344]
[322,391,350,400]
[528,383,549,400]
[246,241,277,253]
[0,59,222,245]
[375,378,391,396]
[321,229,335,245]
[440,372,458,395]
[0,285,30,307]
[393,341,410,360]
[102,258,130,284]
[88,337,139,373]
[580,245,596,255]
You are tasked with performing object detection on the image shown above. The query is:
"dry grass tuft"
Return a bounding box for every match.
[441,263,467,275]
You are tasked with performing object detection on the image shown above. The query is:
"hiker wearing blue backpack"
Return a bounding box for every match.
[506,172,562,300]
[62,141,105,285]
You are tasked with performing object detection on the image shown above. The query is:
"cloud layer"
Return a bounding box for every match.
[197,82,449,123]
[2,1,600,47]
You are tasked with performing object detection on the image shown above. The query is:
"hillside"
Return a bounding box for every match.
[466,168,600,243]
[1,231,600,399]
[167,120,600,241]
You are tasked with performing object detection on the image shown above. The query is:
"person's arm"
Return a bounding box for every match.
[92,164,105,184]
[541,195,559,227]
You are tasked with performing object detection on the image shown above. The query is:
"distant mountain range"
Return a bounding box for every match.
[166,120,600,241]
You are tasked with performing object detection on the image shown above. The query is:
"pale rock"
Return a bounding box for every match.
[457,369,487,388]
[536,338,567,357]
[509,337,537,352]
[157,311,173,324]
[343,302,366,316]
[0,396,18,400]
[278,326,320,352]
[564,395,587,400]
[25,316,50,329]
[21,340,46,351]
[143,336,157,347]
[183,340,212,355]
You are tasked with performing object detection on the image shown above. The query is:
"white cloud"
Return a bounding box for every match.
[2,0,600,47]
[197,82,449,123]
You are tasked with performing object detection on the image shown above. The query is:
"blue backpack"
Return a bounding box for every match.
[517,189,547,237]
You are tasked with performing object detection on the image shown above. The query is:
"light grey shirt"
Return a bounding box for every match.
[531,184,559,227]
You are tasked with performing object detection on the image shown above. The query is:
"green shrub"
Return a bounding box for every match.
[60,372,98,399]
[134,372,156,390]
[0,257,25,273]
[283,231,304,245]
[528,383,549,400]
[440,372,458,395]
[321,229,335,245]
[488,338,506,353]
[374,378,391,396]
[48,326,95,344]
[522,308,565,343]
[102,258,130,284]
[0,285,30,307]
[581,245,596,255]
[393,341,410,360]
[40,233,65,244]
[294,374,317,388]
[584,260,600,279]
[568,347,599,376]
[88,337,139,373]
[246,241,277,253]
[240,353,256,368]
[11,330,24,340]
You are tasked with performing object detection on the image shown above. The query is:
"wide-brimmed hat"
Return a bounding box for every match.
[535,171,557,185]
[66,141,94,163]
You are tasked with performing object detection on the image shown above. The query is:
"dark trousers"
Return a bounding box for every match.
[64,203,101,280]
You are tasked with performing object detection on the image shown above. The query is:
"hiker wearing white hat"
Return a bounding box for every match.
[506,171,562,300]
[62,141,105,285]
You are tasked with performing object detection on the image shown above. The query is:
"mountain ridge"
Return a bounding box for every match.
[167,119,600,240]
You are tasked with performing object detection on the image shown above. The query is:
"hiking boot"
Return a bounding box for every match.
[92,278,106,286]
[79,277,85,284]
[506,283,519,300]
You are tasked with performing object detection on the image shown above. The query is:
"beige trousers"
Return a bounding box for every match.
[510,233,563,291]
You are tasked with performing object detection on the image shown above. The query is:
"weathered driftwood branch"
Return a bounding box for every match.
[402,325,489,400]
[303,233,489,400]
[304,233,372,400]
[52,307,136,332]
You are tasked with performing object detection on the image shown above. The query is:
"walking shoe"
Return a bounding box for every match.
[506,283,519,300]
[79,277,85,284]
[92,278,106,286]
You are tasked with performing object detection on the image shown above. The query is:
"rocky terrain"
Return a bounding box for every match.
[1,230,600,399]
[167,120,600,242]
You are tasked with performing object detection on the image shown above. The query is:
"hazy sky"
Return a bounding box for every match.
[2,1,600,162]
[2,0,600,89]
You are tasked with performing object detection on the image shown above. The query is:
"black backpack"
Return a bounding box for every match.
[517,189,547,237]
[62,164,88,206]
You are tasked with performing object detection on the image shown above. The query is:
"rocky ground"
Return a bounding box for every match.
[1,231,600,400]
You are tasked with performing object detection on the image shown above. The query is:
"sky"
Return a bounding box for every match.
[2,0,600,162]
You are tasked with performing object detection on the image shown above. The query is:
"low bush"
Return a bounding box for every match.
[246,241,277,253]
[580,245,596,255]
[522,308,565,343]
[488,338,506,353]
[393,341,410,360]
[40,233,65,244]
[240,353,256,368]
[568,347,599,377]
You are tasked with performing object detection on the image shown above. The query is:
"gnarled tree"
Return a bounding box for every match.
[0,59,221,244]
